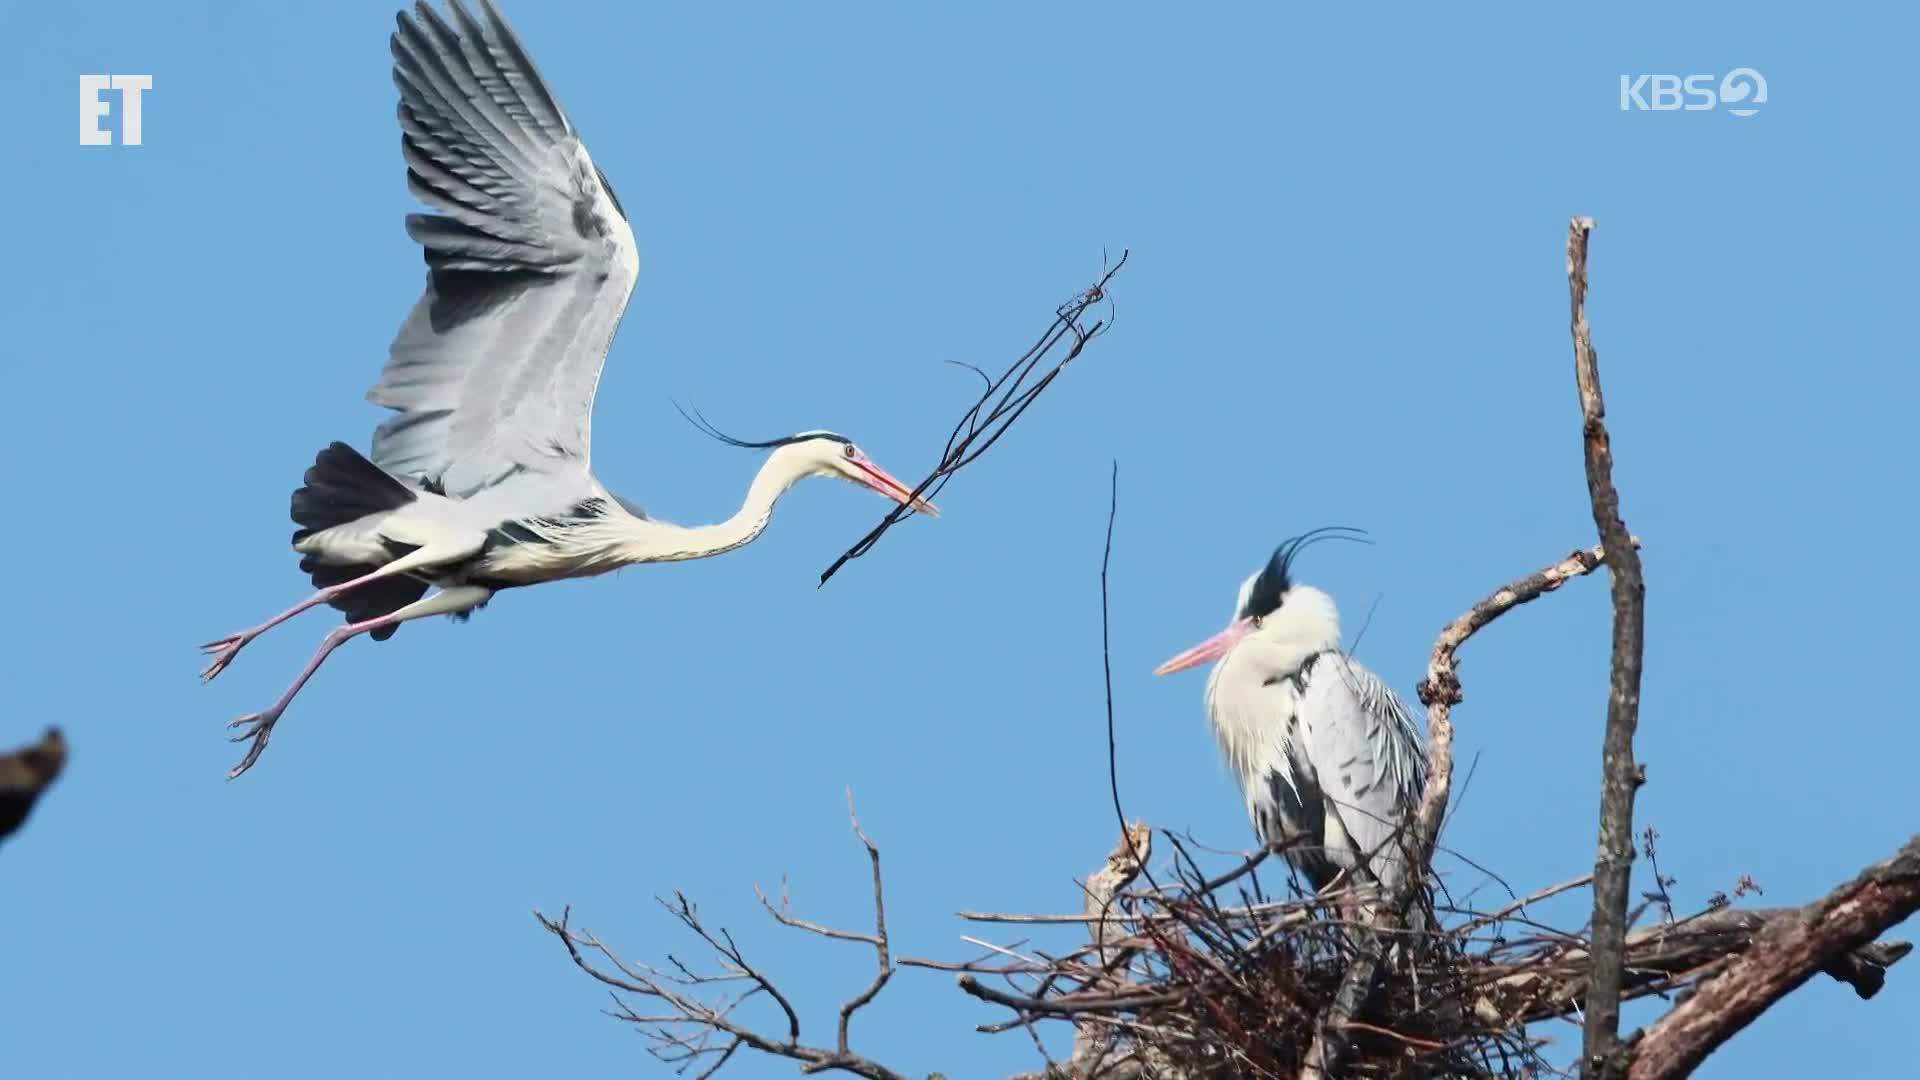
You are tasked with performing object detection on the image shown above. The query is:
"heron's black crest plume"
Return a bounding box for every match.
[672,401,851,452]
[1241,526,1372,619]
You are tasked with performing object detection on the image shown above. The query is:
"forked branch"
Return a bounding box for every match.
[535,791,911,1080]
[819,251,1129,585]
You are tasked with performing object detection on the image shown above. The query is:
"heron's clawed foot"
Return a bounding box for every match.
[226,709,280,780]
[199,633,253,682]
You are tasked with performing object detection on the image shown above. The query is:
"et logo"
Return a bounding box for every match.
[79,75,154,146]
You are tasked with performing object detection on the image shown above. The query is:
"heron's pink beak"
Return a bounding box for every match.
[850,452,940,517]
[1153,620,1253,676]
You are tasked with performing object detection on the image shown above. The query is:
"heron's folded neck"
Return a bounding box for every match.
[614,448,812,565]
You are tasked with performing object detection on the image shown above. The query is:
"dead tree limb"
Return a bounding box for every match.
[534,791,913,1080]
[818,251,1128,585]
[1625,836,1920,1080]
[1070,824,1155,1077]
[1297,539,1629,1079]
[1465,901,1912,1030]
[1565,217,1649,1079]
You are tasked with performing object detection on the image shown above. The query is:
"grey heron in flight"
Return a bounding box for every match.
[200,0,936,779]
[1154,530,1425,903]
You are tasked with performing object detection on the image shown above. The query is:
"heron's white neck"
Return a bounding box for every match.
[1203,585,1343,799]
[614,445,821,565]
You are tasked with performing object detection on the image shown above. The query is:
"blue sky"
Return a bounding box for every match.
[3,1,1915,1076]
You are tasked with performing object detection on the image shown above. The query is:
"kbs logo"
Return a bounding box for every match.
[1619,69,1767,118]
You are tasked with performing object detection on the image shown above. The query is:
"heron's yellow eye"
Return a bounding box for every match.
[843,443,856,460]
[1251,615,1265,630]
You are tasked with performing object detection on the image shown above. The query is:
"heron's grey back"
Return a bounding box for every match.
[1302,654,1427,887]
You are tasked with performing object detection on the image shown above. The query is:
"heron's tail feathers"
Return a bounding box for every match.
[290,442,418,546]
[290,443,429,642]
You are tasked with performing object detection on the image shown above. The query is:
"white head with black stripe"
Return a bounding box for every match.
[676,406,939,516]
[1153,527,1367,681]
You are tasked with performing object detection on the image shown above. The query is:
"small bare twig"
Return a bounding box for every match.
[1567,216,1649,1080]
[753,789,894,1064]
[819,251,1129,585]
[1097,462,1146,883]
[1456,873,1596,936]
[1641,826,1677,925]
[535,793,911,1079]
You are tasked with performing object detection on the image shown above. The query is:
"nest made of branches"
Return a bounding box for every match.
[946,828,1908,1080]
[535,806,1912,1080]
[1127,900,1514,1078]
[960,842,1533,1078]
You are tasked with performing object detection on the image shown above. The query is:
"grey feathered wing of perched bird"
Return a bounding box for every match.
[199,0,936,780]
[1154,530,1426,904]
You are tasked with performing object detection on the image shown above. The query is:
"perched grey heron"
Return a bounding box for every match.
[1154,530,1425,901]
[201,0,936,779]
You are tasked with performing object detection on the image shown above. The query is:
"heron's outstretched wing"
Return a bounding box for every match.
[1302,655,1427,886]
[369,0,639,499]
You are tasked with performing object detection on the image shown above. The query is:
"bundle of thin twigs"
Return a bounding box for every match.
[936,828,1907,1080]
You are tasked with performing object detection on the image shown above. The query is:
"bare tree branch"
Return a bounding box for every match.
[818,251,1129,585]
[1063,824,1156,1078]
[833,791,894,1063]
[535,793,913,1080]
[1565,216,1649,1080]
[1100,463,1132,862]
[1626,836,1920,1080]
[1468,902,1912,1028]
[1296,539,1628,1079]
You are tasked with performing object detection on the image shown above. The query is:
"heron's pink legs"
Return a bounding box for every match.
[200,538,484,682]
[199,568,398,682]
[225,585,490,779]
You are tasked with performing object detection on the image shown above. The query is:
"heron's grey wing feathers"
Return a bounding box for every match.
[370,0,639,498]
[1259,729,1335,888]
[1303,655,1426,887]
